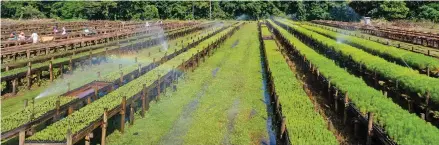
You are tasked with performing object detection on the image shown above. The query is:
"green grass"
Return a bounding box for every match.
[108,23,268,145]
[182,22,267,145]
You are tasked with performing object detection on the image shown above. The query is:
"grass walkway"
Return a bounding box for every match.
[107,23,268,145]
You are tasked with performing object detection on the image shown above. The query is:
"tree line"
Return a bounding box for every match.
[1,1,438,22]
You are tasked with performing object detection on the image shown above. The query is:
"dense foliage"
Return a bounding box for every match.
[268,20,439,145]
[1,1,437,21]
[1,97,75,132]
[261,26,338,144]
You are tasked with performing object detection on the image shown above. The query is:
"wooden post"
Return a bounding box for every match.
[59,64,64,79]
[68,106,74,115]
[334,89,339,112]
[120,96,126,134]
[85,134,91,145]
[66,129,73,145]
[425,92,430,121]
[343,93,349,125]
[97,71,101,80]
[12,78,16,95]
[24,99,28,108]
[27,49,31,59]
[49,61,54,82]
[427,67,430,77]
[101,108,108,145]
[156,74,161,102]
[130,102,134,125]
[87,96,92,104]
[280,116,286,139]
[27,62,32,90]
[19,130,25,145]
[138,64,141,77]
[366,112,374,145]
[141,84,146,118]
[353,118,359,138]
[120,71,124,84]
[55,99,60,121]
[69,56,73,73]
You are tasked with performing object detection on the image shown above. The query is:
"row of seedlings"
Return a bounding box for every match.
[311,20,439,49]
[267,20,439,145]
[275,19,439,125]
[307,22,439,58]
[25,23,242,145]
[298,22,439,77]
[259,23,338,145]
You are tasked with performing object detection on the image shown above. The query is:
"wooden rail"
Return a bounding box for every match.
[312,20,439,49]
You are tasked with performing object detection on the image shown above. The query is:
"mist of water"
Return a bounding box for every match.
[236,14,249,21]
[36,57,136,99]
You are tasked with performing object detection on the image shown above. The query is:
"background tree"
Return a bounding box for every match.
[1,1,437,22]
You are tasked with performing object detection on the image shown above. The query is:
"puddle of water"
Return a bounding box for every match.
[260,52,277,145]
[222,99,240,145]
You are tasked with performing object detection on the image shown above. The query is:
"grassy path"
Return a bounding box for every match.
[107,23,268,145]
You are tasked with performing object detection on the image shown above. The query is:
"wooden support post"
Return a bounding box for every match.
[334,89,339,112]
[366,112,374,145]
[59,64,64,79]
[280,116,286,139]
[66,129,73,145]
[427,67,430,77]
[101,108,108,145]
[343,93,349,125]
[85,135,91,145]
[24,99,28,108]
[141,84,146,118]
[68,106,74,115]
[425,92,430,121]
[19,130,25,145]
[27,62,32,90]
[55,99,60,121]
[138,64,141,77]
[49,61,54,82]
[120,71,124,84]
[27,49,31,59]
[97,71,101,80]
[87,96,92,104]
[120,96,126,134]
[69,56,73,73]
[157,74,161,102]
[94,87,98,100]
[353,118,359,138]
[130,102,134,125]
